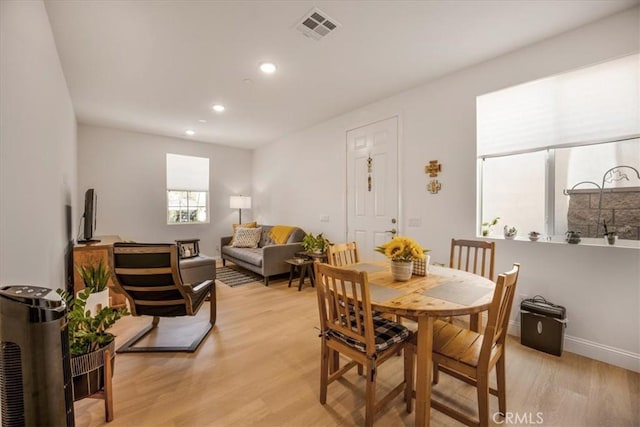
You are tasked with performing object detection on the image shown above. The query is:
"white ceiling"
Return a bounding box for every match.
[44,0,638,149]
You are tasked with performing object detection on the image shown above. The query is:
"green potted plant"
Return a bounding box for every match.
[481,216,500,236]
[58,272,128,401]
[301,232,330,254]
[77,259,111,313]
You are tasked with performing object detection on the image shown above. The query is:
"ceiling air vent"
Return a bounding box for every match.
[295,8,340,41]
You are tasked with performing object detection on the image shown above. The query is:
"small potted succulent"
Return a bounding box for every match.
[503,225,517,240]
[528,231,541,242]
[602,220,631,245]
[565,230,581,244]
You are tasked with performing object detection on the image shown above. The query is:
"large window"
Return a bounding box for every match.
[166,154,210,224]
[478,54,639,240]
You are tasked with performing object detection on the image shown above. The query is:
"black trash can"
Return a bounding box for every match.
[520,295,567,356]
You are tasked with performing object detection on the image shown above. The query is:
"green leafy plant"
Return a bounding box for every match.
[301,233,330,253]
[57,288,128,357]
[481,216,500,236]
[76,259,110,292]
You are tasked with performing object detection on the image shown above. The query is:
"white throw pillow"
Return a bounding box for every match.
[232,227,262,248]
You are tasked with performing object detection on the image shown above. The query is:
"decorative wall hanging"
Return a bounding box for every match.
[425,160,442,177]
[367,155,373,192]
[427,179,441,194]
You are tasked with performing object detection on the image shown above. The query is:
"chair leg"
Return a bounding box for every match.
[319,341,330,404]
[496,356,507,416]
[329,349,340,374]
[264,276,269,286]
[432,361,439,384]
[477,372,490,427]
[404,345,414,414]
[222,259,226,266]
[209,287,217,326]
[364,361,377,427]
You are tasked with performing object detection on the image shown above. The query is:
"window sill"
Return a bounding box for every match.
[479,235,640,249]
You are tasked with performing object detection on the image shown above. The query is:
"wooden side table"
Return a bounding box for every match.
[285,258,315,291]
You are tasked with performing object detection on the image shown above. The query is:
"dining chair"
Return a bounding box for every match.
[326,241,360,266]
[449,238,495,280]
[449,238,496,330]
[328,241,402,329]
[426,263,520,427]
[110,242,216,353]
[314,262,414,427]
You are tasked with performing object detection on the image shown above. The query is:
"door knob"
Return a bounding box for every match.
[385,228,397,234]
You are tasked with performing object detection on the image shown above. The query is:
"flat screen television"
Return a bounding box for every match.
[78,188,100,243]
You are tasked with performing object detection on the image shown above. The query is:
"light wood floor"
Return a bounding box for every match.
[75,273,639,426]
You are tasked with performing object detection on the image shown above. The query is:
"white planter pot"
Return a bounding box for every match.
[390,260,413,281]
[82,289,110,314]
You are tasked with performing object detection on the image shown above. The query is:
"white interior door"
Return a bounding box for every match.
[346,116,399,261]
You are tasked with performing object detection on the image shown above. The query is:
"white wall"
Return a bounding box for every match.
[0,0,77,290]
[254,7,640,371]
[77,125,253,257]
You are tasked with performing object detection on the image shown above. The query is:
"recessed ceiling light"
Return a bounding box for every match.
[185,129,195,136]
[198,119,207,123]
[212,104,225,113]
[259,62,277,74]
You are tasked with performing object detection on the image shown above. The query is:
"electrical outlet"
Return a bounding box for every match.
[320,215,330,222]
[215,245,220,253]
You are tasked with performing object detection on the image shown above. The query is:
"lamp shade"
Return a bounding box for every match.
[229,195,251,209]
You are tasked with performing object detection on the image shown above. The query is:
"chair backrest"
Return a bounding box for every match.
[314,262,376,356]
[326,242,360,267]
[479,263,520,363]
[449,238,495,280]
[110,243,202,317]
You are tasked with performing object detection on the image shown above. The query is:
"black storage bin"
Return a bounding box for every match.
[520,296,567,356]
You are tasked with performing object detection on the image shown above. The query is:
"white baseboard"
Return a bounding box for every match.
[508,320,640,373]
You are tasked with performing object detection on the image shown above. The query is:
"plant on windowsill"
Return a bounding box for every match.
[503,225,517,240]
[528,231,541,242]
[301,232,330,254]
[481,216,500,236]
[602,220,631,245]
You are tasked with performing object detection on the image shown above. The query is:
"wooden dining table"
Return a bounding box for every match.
[349,261,496,427]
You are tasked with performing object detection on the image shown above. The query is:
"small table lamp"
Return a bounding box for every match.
[230,195,251,223]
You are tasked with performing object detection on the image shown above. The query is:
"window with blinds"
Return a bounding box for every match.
[477,54,640,240]
[166,153,210,224]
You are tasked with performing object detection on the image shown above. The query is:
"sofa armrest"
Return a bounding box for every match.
[221,235,232,247]
[262,242,304,276]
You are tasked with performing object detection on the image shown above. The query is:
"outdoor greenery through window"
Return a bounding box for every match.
[166,153,210,224]
[477,54,639,241]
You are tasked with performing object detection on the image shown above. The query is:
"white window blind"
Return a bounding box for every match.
[477,53,640,158]
[166,153,209,191]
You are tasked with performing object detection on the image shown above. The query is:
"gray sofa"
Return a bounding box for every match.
[221,225,305,285]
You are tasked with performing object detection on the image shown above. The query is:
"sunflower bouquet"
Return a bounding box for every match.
[375,236,429,262]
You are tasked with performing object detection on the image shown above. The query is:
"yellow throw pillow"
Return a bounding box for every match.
[230,221,257,245]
